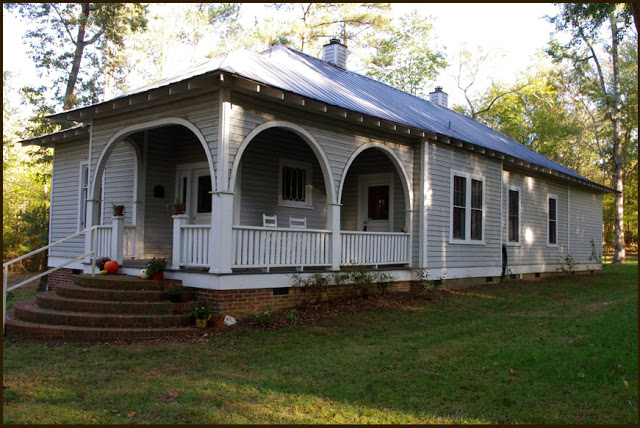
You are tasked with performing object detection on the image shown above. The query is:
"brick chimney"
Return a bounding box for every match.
[429,86,448,108]
[322,38,348,69]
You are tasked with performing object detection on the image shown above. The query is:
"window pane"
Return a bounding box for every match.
[509,190,519,216]
[368,185,389,220]
[453,175,466,207]
[453,207,465,238]
[548,198,556,221]
[282,166,306,202]
[197,175,212,213]
[549,221,557,244]
[471,179,482,209]
[471,209,482,240]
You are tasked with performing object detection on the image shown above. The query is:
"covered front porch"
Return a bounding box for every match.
[89,123,413,276]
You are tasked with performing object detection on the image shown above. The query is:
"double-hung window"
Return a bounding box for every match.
[507,186,521,244]
[278,159,312,208]
[547,195,557,246]
[450,170,484,243]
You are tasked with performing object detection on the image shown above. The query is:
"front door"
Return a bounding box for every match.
[190,168,212,224]
[358,173,394,232]
[176,163,212,225]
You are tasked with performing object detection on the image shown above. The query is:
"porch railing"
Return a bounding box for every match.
[95,225,112,259]
[341,231,410,266]
[3,226,99,334]
[178,225,211,268]
[232,226,332,269]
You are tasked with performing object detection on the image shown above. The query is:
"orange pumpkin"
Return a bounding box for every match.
[104,260,119,274]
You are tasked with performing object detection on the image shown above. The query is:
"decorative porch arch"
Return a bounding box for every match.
[228,120,336,205]
[90,117,215,201]
[338,142,413,212]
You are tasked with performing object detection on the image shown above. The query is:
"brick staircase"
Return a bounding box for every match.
[5,275,199,341]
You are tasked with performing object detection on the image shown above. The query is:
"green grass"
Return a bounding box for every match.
[3,264,638,424]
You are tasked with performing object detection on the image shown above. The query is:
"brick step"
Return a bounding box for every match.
[12,301,192,328]
[54,283,189,302]
[5,311,197,342]
[72,274,180,291]
[36,293,191,315]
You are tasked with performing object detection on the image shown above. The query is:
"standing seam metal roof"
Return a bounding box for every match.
[61,44,600,186]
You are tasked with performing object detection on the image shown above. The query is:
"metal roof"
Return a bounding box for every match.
[44,44,607,190]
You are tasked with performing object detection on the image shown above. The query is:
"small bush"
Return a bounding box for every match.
[166,285,183,303]
[246,306,277,328]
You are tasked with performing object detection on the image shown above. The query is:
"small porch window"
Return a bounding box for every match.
[78,161,89,231]
[278,159,312,208]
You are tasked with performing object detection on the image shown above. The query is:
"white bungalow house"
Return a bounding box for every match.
[21,40,608,307]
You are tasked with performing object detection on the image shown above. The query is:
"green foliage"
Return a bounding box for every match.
[3,265,637,424]
[559,254,576,277]
[166,286,184,303]
[145,258,167,275]
[192,304,211,319]
[365,10,446,97]
[246,305,277,328]
[338,265,395,299]
[415,268,445,294]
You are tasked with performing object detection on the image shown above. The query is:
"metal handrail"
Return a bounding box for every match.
[3,226,99,334]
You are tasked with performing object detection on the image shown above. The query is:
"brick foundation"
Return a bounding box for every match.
[46,268,79,289]
[195,281,411,319]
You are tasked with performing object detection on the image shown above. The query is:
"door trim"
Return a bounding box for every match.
[358,172,394,232]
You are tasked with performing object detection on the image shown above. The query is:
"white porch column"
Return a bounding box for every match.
[209,192,234,274]
[83,199,101,266]
[328,203,341,270]
[171,214,188,270]
[110,215,124,265]
[405,209,414,267]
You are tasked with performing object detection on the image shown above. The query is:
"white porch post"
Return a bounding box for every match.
[328,203,341,270]
[110,215,124,265]
[209,192,234,274]
[405,209,414,267]
[171,214,188,270]
[83,199,101,267]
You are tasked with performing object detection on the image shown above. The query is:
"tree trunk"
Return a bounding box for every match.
[63,3,90,110]
[610,12,625,264]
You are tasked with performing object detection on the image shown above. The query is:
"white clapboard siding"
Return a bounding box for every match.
[238,129,327,229]
[49,140,89,258]
[568,186,603,263]
[232,226,331,268]
[503,170,569,267]
[426,143,503,270]
[101,143,135,226]
[340,232,410,265]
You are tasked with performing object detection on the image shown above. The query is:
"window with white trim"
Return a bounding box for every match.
[548,195,557,246]
[278,159,312,208]
[78,162,89,231]
[507,186,520,244]
[450,170,484,243]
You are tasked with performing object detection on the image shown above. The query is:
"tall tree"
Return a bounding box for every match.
[365,10,446,97]
[4,3,148,111]
[547,3,635,263]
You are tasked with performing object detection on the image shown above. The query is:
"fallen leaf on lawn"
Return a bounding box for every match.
[591,356,597,360]
[168,389,179,398]
[624,381,629,390]
[128,412,137,417]
[509,368,516,375]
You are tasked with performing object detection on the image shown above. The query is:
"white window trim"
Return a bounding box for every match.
[547,193,558,248]
[277,158,313,209]
[449,169,485,245]
[77,161,89,232]
[506,184,521,246]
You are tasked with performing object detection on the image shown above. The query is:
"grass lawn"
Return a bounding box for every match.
[3,263,638,424]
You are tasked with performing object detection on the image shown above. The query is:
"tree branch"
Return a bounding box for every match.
[51,3,77,45]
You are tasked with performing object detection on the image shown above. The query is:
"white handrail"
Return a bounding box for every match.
[3,226,99,335]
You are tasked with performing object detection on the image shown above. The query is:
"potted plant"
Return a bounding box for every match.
[171,199,186,215]
[145,257,167,280]
[192,305,211,328]
[96,256,111,271]
[166,285,183,303]
[113,204,125,217]
[211,307,226,328]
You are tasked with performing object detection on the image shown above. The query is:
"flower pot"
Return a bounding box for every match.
[212,314,225,328]
[195,318,208,328]
[172,203,186,215]
[152,273,164,281]
[113,205,125,217]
